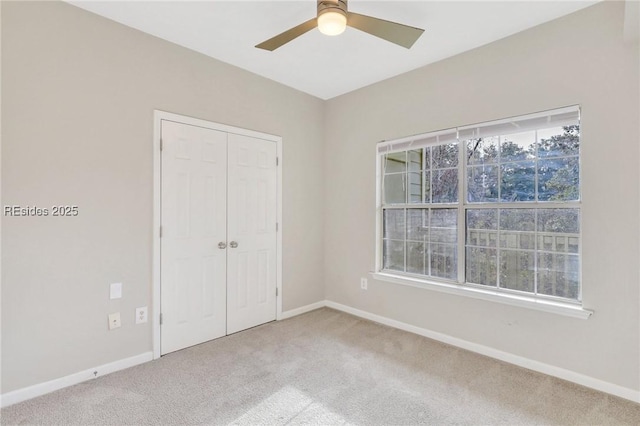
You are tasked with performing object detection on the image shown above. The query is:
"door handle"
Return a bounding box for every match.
[229,241,238,248]
[218,242,227,249]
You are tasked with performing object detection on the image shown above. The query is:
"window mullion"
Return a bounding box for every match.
[534,208,538,296]
[496,208,501,289]
[427,209,432,277]
[428,147,433,277]
[497,135,502,202]
[377,154,383,272]
[534,129,539,202]
[458,133,466,284]
[422,149,427,204]
[404,208,408,274]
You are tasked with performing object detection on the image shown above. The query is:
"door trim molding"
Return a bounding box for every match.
[152,110,283,359]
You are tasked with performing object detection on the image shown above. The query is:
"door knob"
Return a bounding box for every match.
[229,241,238,248]
[218,242,227,249]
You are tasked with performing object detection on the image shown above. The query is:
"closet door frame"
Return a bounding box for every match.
[152,110,283,360]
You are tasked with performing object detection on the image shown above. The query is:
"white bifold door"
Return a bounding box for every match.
[161,120,277,355]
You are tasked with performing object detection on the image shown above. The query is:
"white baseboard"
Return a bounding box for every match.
[4,302,639,408]
[0,351,153,408]
[324,300,640,404]
[280,301,326,320]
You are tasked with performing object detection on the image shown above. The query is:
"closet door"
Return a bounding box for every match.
[160,120,228,355]
[226,133,278,334]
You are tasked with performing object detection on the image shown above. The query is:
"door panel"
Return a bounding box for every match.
[227,133,277,334]
[161,120,228,355]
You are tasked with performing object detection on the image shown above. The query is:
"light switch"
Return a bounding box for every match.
[108,312,121,330]
[110,282,122,299]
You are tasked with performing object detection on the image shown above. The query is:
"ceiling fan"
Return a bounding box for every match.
[255,0,425,51]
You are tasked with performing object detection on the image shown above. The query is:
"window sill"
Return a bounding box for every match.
[371,272,593,319]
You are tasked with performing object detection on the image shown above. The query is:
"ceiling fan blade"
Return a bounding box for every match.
[256,18,318,51]
[347,12,424,49]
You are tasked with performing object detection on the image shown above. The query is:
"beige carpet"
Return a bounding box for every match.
[2,307,639,425]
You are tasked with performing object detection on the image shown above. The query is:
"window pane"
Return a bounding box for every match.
[537,253,579,299]
[406,242,426,275]
[500,161,535,202]
[384,152,406,173]
[500,132,535,162]
[408,149,424,172]
[407,209,428,242]
[467,136,499,165]
[466,247,497,286]
[500,250,535,292]
[467,165,498,203]
[537,209,579,234]
[431,244,457,280]
[423,171,432,203]
[408,172,423,203]
[383,209,405,240]
[538,234,579,254]
[537,209,579,253]
[537,126,580,158]
[500,209,535,250]
[383,240,405,271]
[383,174,405,204]
[431,209,457,244]
[432,169,458,203]
[432,143,458,168]
[500,209,535,231]
[466,209,497,247]
[538,157,579,201]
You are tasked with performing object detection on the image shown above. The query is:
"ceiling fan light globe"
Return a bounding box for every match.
[317,11,347,36]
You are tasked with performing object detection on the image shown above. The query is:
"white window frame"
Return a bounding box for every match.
[374,106,592,319]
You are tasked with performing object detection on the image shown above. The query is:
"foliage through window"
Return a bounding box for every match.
[378,106,581,302]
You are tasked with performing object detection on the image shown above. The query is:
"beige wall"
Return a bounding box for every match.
[1,1,325,393]
[324,1,640,391]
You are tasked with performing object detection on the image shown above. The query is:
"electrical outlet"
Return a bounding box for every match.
[135,306,148,324]
[108,312,121,330]
[360,277,368,290]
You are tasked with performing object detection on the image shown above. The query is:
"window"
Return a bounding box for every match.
[377,106,581,304]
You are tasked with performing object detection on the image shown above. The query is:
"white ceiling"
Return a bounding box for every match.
[68,1,599,100]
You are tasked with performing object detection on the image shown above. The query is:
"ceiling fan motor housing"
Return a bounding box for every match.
[255,0,424,51]
[317,0,348,19]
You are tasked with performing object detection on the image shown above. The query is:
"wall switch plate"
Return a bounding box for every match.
[360,278,368,290]
[108,312,121,330]
[135,306,148,324]
[110,282,122,299]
